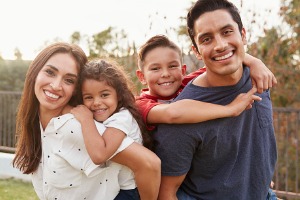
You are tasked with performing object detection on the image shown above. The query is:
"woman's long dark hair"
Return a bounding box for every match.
[12,42,87,174]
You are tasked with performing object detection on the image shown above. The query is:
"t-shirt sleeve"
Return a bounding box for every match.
[103,109,135,158]
[153,123,198,176]
[182,67,206,86]
[136,97,160,131]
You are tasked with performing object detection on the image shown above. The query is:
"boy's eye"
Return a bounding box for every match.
[150,67,159,71]
[169,65,179,69]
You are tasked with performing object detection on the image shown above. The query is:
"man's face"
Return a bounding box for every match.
[192,9,247,80]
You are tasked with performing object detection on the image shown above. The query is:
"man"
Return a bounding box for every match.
[153,0,277,199]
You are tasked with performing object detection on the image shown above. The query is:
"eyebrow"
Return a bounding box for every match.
[46,64,78,78]
[196,24,234,41]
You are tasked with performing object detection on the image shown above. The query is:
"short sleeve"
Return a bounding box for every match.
[153,123,199,176]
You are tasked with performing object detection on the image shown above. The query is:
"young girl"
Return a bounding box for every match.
[71,59,157,200]
[12,43,160,200]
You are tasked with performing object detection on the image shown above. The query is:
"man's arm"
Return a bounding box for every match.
[158,175,187,200]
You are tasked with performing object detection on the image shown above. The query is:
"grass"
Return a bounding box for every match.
[0,178,38,200]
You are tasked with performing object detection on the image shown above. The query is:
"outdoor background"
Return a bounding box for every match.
[0,0,299,199]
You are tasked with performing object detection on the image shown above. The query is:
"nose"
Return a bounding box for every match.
[49,79,62,90]
[214,35,228,52]
[93,97,102,107]
[161,68,171,78]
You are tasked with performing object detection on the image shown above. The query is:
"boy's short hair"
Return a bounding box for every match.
[187,0,243,52]
[137,35,182,70]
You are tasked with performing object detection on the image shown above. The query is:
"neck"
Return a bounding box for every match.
[39,106,68,130]
[194,67,243,87]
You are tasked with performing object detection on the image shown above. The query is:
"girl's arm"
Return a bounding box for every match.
[244,53,277,93]
[147,87,261,124]
[70,105,126,164]
[111,142,161,200]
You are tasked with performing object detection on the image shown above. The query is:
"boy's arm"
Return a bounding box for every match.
[243,53,277,93]
[111,142,161,200]
[147,87,261,124]
[70,105,125,164]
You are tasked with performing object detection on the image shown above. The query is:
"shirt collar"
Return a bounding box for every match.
[53,113,75,130]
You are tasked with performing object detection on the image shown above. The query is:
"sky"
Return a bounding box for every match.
[0,0,281,60]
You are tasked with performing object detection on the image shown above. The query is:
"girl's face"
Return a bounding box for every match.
[82,79,118,122]
[34,53,78,115]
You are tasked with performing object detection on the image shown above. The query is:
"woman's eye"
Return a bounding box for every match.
[45,69,55,76]
[65,78,75,84]
[84,96,92,100]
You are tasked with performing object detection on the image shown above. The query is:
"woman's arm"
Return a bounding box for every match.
[147,87,261,124]
[70,105,125,164]
[111,142,161,200]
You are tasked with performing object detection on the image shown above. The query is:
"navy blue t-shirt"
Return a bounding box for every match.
[153,67,277,200]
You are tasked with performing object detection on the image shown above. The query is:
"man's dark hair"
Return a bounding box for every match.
[187,0,243,52]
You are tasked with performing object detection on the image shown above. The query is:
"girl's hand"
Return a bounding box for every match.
[70,105,94,123]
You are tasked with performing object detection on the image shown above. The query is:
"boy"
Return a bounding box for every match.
[136,35,276,130]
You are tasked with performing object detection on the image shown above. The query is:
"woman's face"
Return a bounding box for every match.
[34,53,79,115]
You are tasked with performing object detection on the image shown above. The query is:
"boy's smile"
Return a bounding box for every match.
[137,47,186,98]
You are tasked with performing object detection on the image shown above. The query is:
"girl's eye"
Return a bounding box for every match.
[101,93,109,98]
[83,96,93,100]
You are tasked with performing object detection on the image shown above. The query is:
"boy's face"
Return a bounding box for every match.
[136,47,186,98]
[192,9,246,79]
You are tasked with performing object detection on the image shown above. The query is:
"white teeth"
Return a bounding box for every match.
[159,82,172,86]
[215,52,233,61]
[45,91,59,99]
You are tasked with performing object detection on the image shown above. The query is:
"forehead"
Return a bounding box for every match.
[193,9,237,35]
[144,47,181,64]
[45,53,78,75]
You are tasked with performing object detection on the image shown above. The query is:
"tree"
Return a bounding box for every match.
[247,0,300,107]
[14,48,22,60]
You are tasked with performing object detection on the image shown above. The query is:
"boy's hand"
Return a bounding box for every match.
[70,105,94,123]
[228,87,262,117]
[244,53,277,93]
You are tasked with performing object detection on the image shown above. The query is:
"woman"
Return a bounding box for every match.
[12,42,160,200]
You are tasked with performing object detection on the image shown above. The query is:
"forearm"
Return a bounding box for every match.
[148,99,232,124]
[158,175,186,200]
[111,143,161,200]
[80,119,107,164]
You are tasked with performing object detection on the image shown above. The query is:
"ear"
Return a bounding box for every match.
[181,64,187,76]
[192,46,202,60]
[241,28,247,45]
[136,70,147,85]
